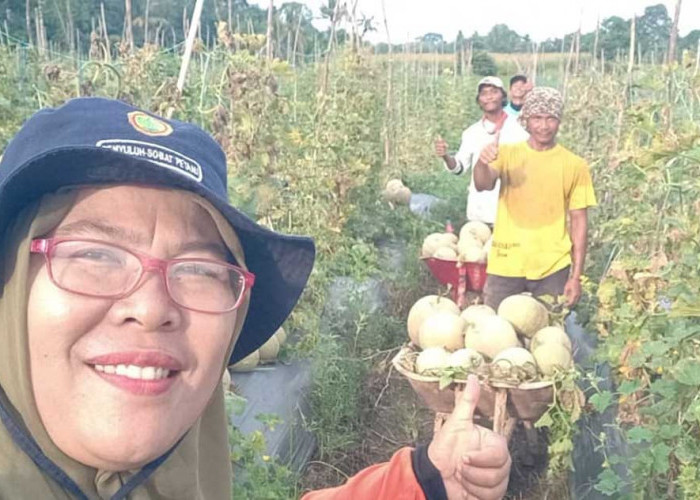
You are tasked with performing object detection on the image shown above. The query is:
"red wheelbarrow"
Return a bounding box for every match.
[421,257,487,309]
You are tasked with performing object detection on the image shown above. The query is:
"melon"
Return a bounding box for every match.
[439,233,459,246]
[459,221,491,244]
[530,326,572,353]
[259,335,280,363]
[491,347,538,380]
[459,244,487,263]
[497,294,549,338]
[407,295,460,345]
[483,237,492,255]
[386,178,404,192]
[448,348,484,370]
[418,312,467,351]
[395,186,412,205]
[422,233,447,257]
[460,304,496,326]
[273,327,287,345]
[532,343,573,376]
[230,350,260,372]
[464,315,520,359]
[415,347,450,375]
[433,246,458,261]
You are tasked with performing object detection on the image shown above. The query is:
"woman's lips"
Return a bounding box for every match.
[85,351,184,396]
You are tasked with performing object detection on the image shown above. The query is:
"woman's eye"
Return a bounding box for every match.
[72,249,122,263]
[175,263,222,279]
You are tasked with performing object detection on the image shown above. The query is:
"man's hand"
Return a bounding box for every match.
[435,136,449,158]
[564,277,582,306]
[478,132,500,165]
[428,375,511,500]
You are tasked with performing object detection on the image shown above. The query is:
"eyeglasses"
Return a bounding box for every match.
[30,238,255,314]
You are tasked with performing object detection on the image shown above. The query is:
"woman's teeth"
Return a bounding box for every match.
[93,364,171,380]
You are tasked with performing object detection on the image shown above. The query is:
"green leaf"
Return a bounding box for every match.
[535,410,553,428]
[642,340,670,357]
[595,469,625,496]
[674,359,700,386]
[627,426,653,444]
[651,443,671,475]
[590,391,614,413]
[617,379,641,396]
[438,374,453,391]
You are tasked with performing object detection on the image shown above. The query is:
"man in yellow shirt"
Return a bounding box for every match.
[473,87,597,309]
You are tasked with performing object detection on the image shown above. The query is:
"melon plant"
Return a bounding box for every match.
[464,315,520,359]
[459,221,491,244]
[491,347,538,381]
[231,350,260,372]
[530,326,572,353]
[460,304,496,326]
[532,343,573,376]
[498,294,549,338]
[259,335,280,363]
[418,312,466,351]
[407,295,460,345]
[415,347,451,375]
[448,348,484,370]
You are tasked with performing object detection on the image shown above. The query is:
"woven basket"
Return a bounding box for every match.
[392,345,554,421]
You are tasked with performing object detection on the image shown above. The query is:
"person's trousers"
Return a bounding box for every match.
[483,266,570,310]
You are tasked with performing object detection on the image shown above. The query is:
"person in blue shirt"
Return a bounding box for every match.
[504,75,532,117]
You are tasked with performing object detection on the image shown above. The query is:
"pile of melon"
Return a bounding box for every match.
[420,221,492,263]
[382,179,412,205]
[404,293,574,384]
[229,327,288,373]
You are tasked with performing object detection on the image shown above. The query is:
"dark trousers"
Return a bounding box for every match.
[483,266,570,310]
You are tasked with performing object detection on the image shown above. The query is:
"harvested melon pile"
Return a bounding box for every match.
[382,178,412,205]
[403,293,574,384]
[229,327,288,373]
[421,221,492,263]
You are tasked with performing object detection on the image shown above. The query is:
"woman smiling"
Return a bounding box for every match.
[0,98,510,499]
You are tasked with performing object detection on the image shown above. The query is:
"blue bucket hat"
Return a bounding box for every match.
[0,97,315,364]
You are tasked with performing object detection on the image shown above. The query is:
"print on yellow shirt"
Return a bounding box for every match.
[487,141,597,280]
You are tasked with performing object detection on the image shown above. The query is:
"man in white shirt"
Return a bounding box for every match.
[435,76,528,225]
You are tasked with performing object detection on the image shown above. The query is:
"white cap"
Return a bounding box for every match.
[476,76,505,92]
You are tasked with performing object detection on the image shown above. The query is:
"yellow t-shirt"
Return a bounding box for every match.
[487,141,597,279]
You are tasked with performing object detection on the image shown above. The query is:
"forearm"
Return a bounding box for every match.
[442,154,458,171]
[569,210,588,279]
[473,159,498,191]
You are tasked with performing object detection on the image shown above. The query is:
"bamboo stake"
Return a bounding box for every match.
[381,0,393,166]
[668,0,682,64]
[124,0,134,53]
[100,2,110,62]
[694,39,700,78]
[175,0,205,96]
[292,11,302,67]
[265,0,273,61]
[593,15,600,71]
[144,0,150,45]
[26,0,32,46]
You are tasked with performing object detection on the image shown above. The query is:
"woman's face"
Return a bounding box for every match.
[27,186,238,471]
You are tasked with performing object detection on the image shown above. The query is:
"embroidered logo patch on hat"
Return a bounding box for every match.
[128,111,173,137]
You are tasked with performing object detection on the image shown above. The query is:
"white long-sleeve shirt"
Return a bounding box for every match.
[447,115,529,224]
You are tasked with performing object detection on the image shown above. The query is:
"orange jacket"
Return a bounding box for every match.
[301,446,445,500]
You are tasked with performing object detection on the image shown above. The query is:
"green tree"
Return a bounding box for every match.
[485,24,524,53]
[637,4,671,55]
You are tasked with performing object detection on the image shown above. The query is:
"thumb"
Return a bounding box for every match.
[451,374,480,425]
[436,134,444,143]
[493,130,501,146]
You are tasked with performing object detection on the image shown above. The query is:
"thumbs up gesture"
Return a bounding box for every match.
[435,135,449,158]
[428,375,511,500]
[479,131,500,165]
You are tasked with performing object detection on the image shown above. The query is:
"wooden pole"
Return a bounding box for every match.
[627,15,636,78]
[175,0,205,95]
[265,0,274,61]
[593,16,600,71]
[668,0,682,64]
[144,0,150,45]
[124,0,134,53]
[100,2,110,62]
[381,0,393,166]
[26,0,32,46]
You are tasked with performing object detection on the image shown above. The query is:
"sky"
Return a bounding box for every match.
[249,0,699,44]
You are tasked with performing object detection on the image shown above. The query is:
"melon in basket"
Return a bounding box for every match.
[497,294,549,338]
[460,304,496,326]
[418,312,466,351]
[530,326,572,353]
[459,221,491,244]
[448,348,484,370]
[459,244,487,263]
[407,295,460,345]
[422,233,456,258]
[491,347,538,381]
[464,315,520,359]
[415,346,451,375]
[532,343,573,376]
[433,246,458,261]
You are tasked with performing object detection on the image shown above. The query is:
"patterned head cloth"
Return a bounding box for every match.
[519,86,563,127]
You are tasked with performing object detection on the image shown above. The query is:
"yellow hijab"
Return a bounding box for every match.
[0,188,248,499]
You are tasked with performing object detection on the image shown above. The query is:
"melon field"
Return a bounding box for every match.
[1,27,700,500]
